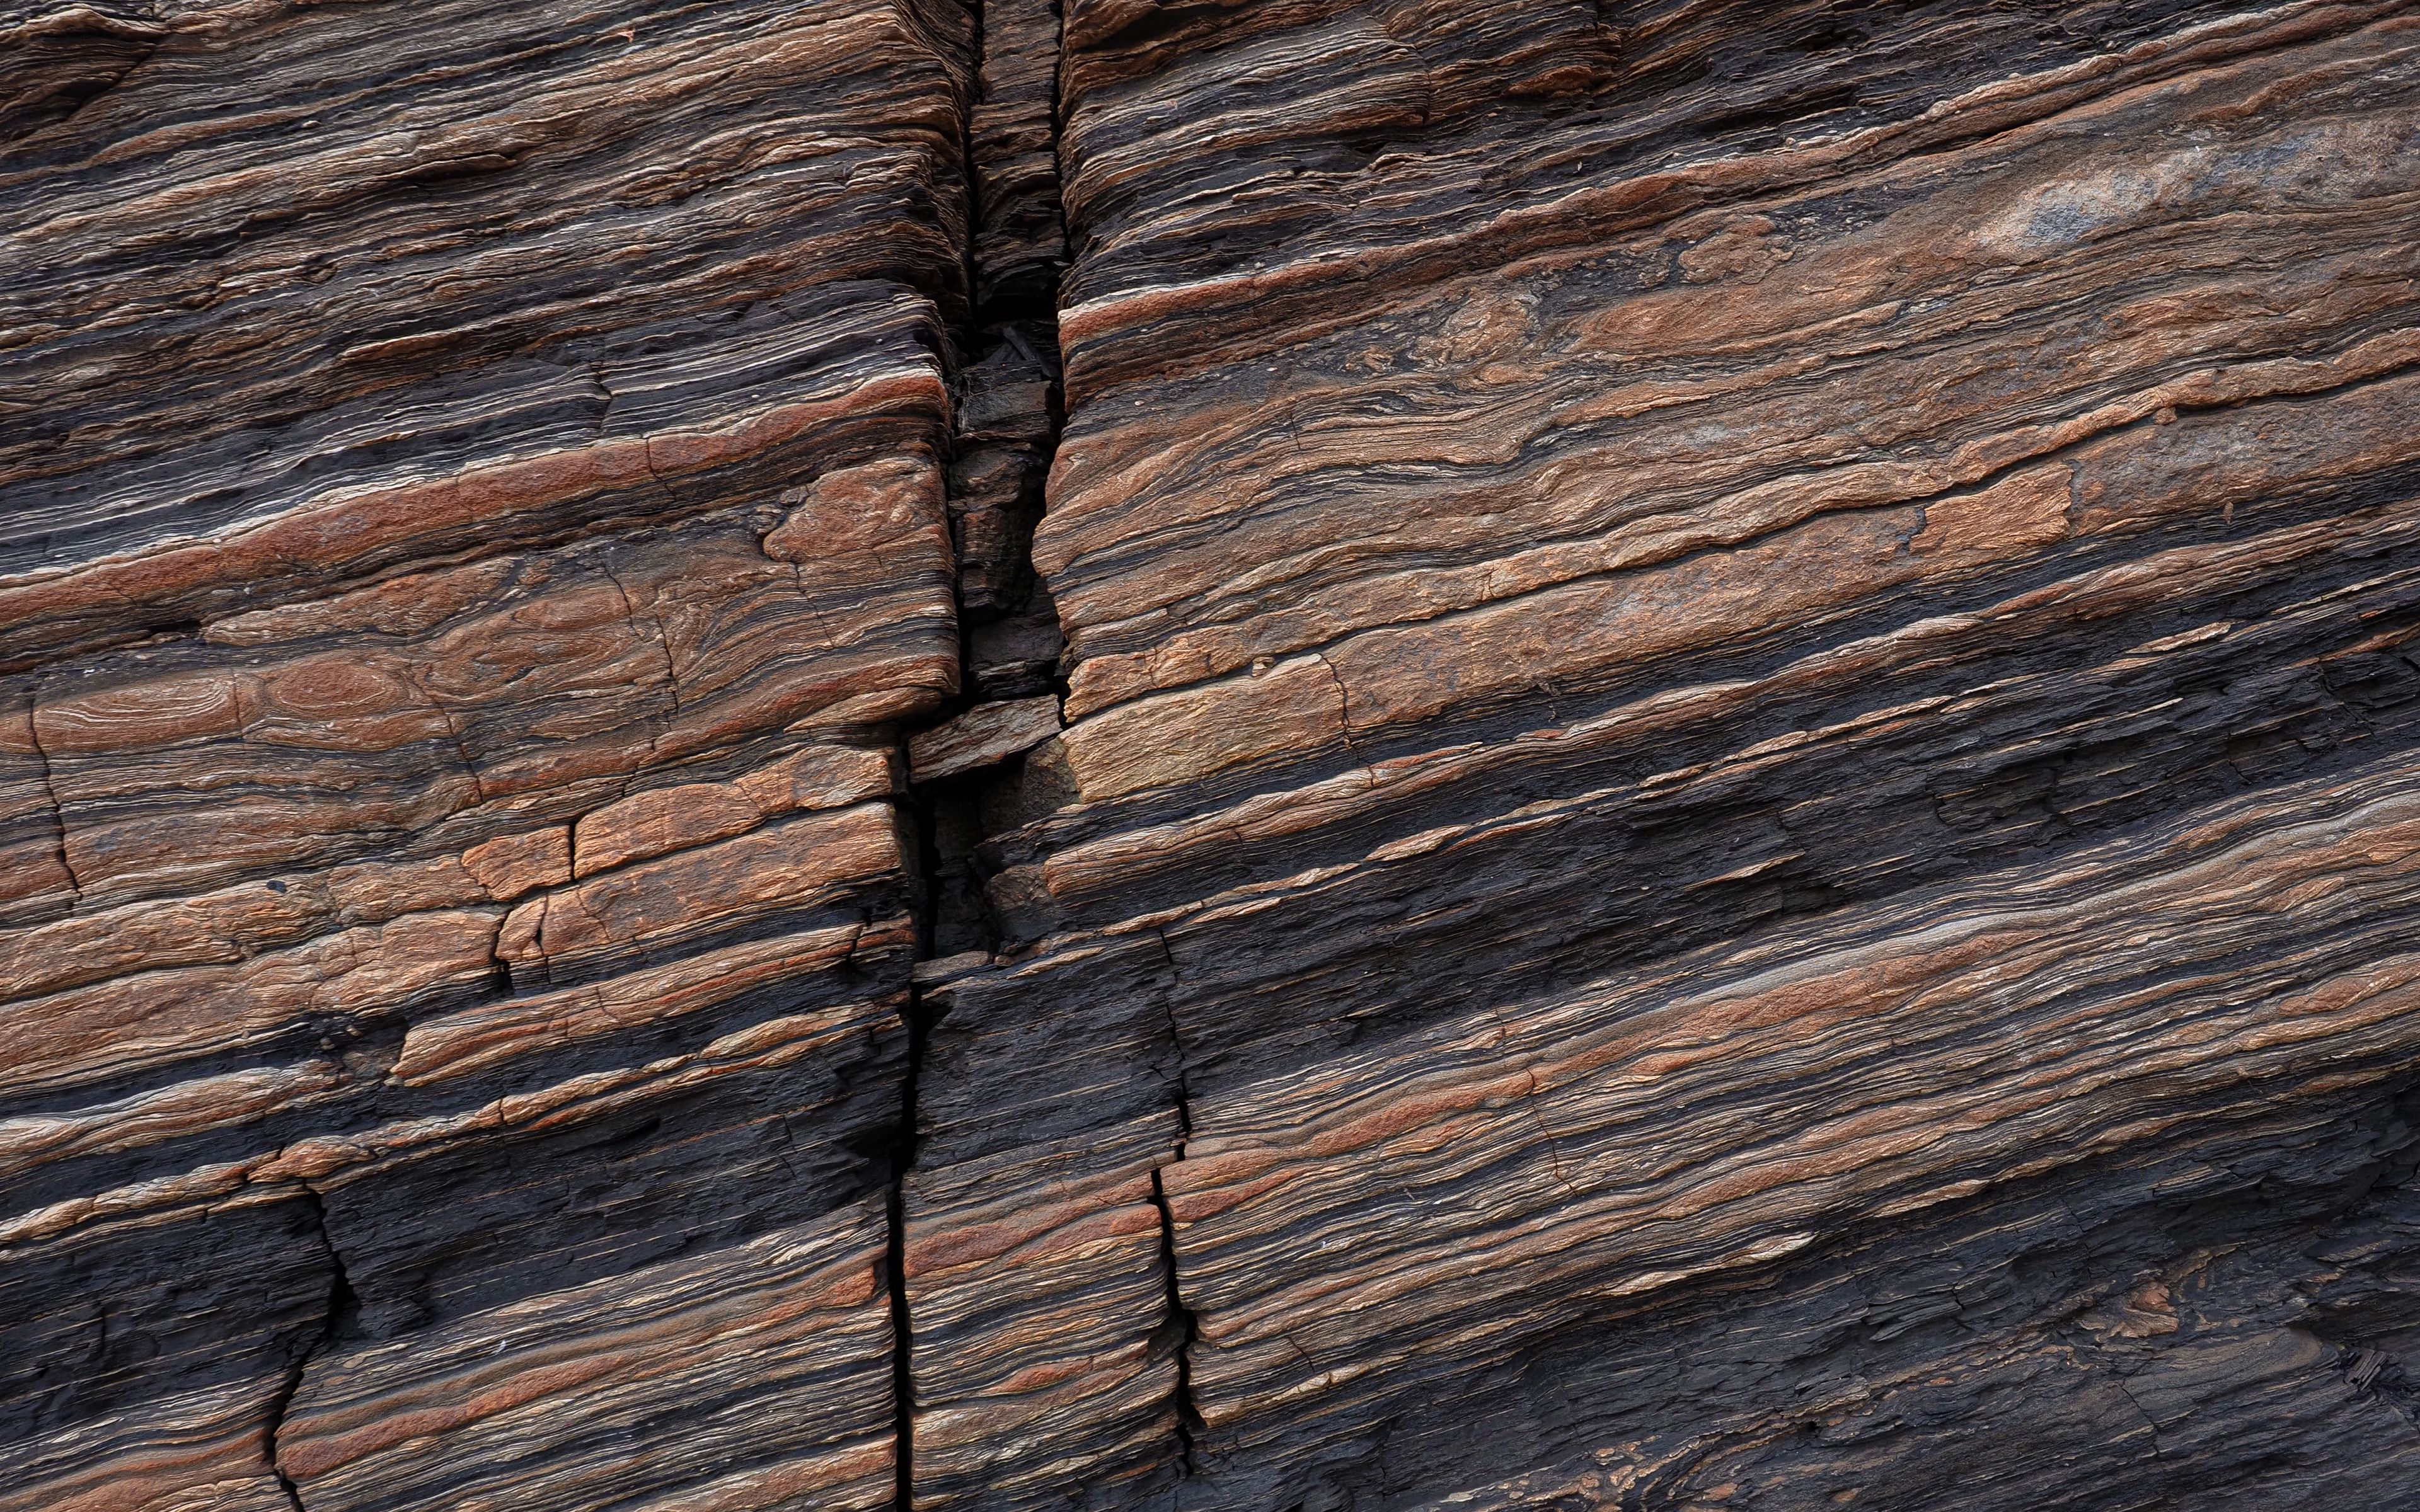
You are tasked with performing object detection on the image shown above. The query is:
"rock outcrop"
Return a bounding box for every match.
[6,3,2420,1511]
[1,3,967,1507]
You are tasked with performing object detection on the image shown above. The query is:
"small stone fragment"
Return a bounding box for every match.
[909,696,1064,784]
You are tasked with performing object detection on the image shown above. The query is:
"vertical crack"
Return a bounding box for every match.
[1148,928,1202,1476]
[265,1186,352,1512]
[399,663,488,811]
[22,696,82,899]
[886,982,925,1512]
[483,910,516,998]
[1312,651,1362,762]
[882,0,993,1496]
[887,0,1077,1504]
[596,559,681,722]
[885,773,951,1512]
[1149,1168,1205,1479]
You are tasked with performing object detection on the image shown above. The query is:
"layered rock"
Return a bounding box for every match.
[6,2,2420,1511]
[902,3,2420,1508]
[0,3,969,1508]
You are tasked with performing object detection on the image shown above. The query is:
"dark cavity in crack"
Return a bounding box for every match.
[1150,1162,1205,1478]
[885,778,944,1512]
[880,0,1079,1502]
[885,1055,921,1512]
[21,696,79,899]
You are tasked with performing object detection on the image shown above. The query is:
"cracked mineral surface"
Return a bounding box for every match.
[6,2,2420,1509]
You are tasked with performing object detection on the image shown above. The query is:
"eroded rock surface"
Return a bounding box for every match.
[910,3,2420,1508]
[6,3,2420,1511]
[1,2,967,1506]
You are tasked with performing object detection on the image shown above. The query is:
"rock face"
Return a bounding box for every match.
[1,4,967,1508]
[4,3,2420,1511]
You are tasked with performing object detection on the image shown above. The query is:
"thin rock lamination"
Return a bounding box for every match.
[5,3,2420,1512]
[903,3,2420,1509]
[1,3,971,1509]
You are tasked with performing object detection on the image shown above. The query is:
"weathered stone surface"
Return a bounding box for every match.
[1,2,968,1508]
[969,0,1069,316]
[899,3,2420,1509]
[7,2,2420,1511]
[278,1200,898,1512]
[947,326,1061,618]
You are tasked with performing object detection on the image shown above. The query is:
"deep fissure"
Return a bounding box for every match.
[1155,961,1204,1477]
[885,1,1078,1504]
[885,958,926,1512]
[23,6,2420,1512]
[1150,1164,1205,1477]
[21,695,78,900]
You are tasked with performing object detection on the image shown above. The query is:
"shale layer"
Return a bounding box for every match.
[6,3,2420,1511]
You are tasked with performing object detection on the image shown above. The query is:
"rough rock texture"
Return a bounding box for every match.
[911,696,1063,782]
[6,2,2420,1511]
[909,3,2420,1508]
[0,3,968,1507]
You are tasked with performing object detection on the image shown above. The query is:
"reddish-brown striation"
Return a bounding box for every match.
[6,2,2420,1511]
[901,3,2420,1508]
[1,1,967,1507]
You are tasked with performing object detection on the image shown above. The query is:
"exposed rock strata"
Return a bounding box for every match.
[4,3,2420,1511]
[903,3,2420,1508]
[1,2,969,1507]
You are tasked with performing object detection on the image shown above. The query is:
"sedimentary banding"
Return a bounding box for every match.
[7,2,2420,1510]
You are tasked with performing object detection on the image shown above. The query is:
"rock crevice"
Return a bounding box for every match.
[264,1189,350,1512]
[6,4,2420,1512]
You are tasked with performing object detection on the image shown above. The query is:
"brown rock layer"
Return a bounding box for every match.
[6,3,2420,1512]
